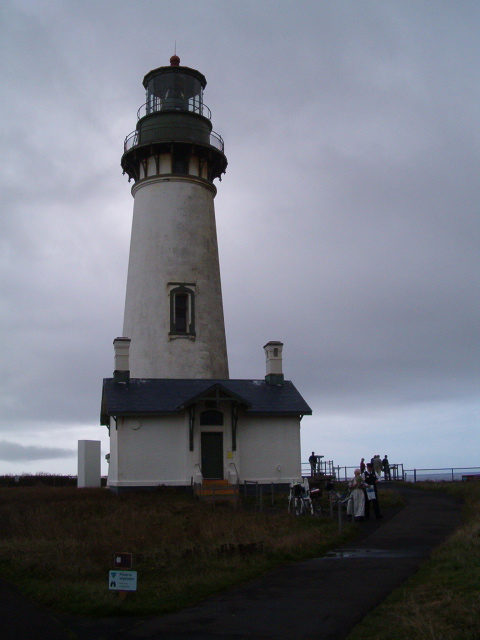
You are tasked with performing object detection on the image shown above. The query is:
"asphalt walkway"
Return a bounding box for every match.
[0,484,463,640]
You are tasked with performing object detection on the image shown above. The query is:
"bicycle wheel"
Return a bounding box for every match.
[294,497,304,516]
[312,498,324,516]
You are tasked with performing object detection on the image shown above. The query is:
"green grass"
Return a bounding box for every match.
[0,484,368,616]
[346,481,480,640]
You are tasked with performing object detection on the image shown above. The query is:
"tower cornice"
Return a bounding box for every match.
[121,138,227,183]
[131,174,217,198]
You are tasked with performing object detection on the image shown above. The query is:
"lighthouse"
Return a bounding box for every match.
[101,58,311,492]
[121,55,229,379]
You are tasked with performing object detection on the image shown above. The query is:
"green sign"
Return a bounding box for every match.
[109,570,137,591]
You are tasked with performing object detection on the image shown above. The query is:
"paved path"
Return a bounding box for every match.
[0,485,463,639]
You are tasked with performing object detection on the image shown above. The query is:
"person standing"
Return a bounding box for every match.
[309,452,317,476]
[373,454,383,478]
[347,469,366,520]
[382,455,391,481]
[364,463,383,520]
[360,457,366,473]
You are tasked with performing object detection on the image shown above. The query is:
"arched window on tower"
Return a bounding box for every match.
[169,285,195,336]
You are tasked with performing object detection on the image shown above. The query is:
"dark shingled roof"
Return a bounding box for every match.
[101,378,312,425]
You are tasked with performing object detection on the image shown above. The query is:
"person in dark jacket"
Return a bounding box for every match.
[364,463,383,520]
[382,455,391,481]
[309,452,317,476]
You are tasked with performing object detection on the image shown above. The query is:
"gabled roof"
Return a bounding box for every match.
[101,378,312,425]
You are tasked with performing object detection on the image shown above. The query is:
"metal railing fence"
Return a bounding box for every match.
[302,463,480,483]
[138,98,213,121]
[403,467,480,482]
[302,463,403,482]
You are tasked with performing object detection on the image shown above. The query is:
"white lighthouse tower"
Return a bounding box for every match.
[121,55,229,379]
[101,58,311,492]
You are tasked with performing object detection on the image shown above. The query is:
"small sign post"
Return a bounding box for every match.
[114,552,133,569]
[110,552,136,599]
[109,570,137,593]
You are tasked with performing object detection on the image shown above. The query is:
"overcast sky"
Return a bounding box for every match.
[1,0,479,477]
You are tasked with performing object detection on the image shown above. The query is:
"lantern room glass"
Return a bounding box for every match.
[145,71,204,116]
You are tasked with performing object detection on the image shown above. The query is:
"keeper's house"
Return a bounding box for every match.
[101,340,311,492]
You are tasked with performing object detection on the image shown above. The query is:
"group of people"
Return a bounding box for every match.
[359,455,391,480]
[347,455,391,521]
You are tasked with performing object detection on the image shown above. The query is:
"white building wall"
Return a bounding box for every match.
[77,440,101,488]
[107,418,118,487]
[108,415,190,488]
[123,176,229,379]
[106,408,302,488]
[237,416,302,484]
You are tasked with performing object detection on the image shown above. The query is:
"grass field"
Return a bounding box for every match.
[0,483,365,616]
[1,480,474,639]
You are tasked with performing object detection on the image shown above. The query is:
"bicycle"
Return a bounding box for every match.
[288,480,314,516]
[310,487,325,516]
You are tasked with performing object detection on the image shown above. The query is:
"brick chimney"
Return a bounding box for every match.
[113,337,131,383]
[264,341,284,385]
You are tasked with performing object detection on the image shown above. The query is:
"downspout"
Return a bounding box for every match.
[232,403,238,451]
[189,405,196,451]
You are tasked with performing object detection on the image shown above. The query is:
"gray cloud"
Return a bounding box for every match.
[0,0,479,471]
[0,441,74,462]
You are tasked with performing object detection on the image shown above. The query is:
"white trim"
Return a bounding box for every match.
[108,480,189,487]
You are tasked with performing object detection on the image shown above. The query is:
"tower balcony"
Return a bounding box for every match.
[124,122,225,154]
[124,98,224,153]
[137,99,212,122]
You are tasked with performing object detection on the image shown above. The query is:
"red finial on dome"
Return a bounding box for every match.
[170,55,180,66]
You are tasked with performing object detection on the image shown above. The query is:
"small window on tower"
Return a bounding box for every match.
[172,148,189,175]
[169,285,195,336]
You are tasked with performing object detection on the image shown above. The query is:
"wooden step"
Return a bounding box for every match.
[197,486,235,496]
[196,479,238,501]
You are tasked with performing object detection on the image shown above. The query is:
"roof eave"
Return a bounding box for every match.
[176,382,252,411]
[245,410,312,417]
